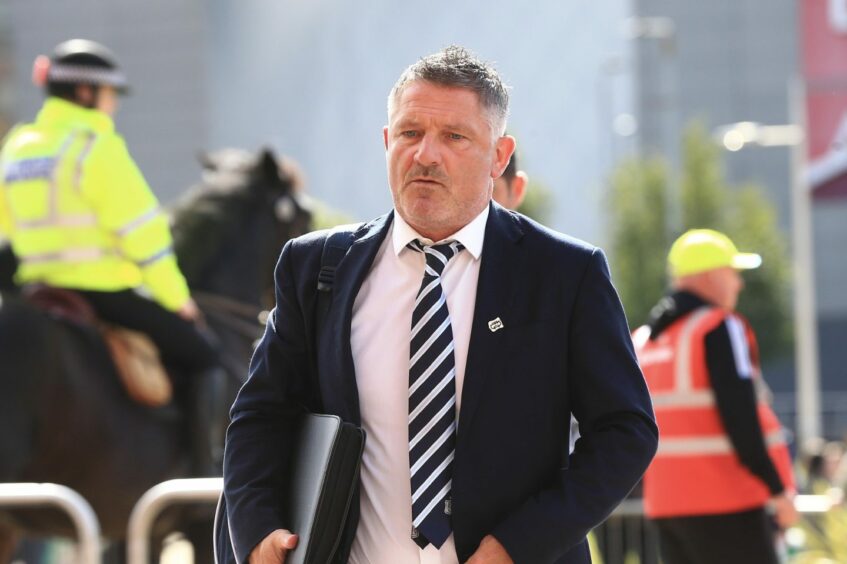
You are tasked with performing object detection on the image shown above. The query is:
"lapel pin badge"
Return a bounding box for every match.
[488,317,504,332]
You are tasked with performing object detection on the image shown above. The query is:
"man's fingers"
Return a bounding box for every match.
[249,529,298,564]
[280,532,299,550]
[270,529,298,559]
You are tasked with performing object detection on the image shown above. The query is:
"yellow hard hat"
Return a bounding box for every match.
[668,229,761,277]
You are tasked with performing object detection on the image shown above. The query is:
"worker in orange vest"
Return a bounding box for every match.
[633,229,797,564]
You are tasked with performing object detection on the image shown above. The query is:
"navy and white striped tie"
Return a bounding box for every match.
[407,239,464,549]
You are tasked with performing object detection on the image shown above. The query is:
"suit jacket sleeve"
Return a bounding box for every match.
[222,237,317,563]
[493,248,658,562]
[704,321,784,494]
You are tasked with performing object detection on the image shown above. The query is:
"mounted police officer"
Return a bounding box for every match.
[0,39,222,474]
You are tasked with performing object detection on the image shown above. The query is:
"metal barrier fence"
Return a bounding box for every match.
[126,477,223,564]
[0,482,101,564]
[772,391,847,440]
[0,479,835,564]
[595,494,839,564]
[123,481,837,564]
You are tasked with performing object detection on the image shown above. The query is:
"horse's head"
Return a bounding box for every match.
[171,148,312,310]
[200,147,313,252]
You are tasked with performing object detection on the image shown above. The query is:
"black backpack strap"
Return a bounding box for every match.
[316,225,356,332]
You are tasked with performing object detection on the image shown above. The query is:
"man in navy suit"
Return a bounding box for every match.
[223,45,657,564]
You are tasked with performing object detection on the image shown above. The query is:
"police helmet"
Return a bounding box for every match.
[35,39,129,94]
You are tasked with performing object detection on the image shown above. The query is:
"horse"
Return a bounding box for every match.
[0,147,312,563]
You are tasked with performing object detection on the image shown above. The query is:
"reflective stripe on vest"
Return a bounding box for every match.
[136,246,173,268]
[674,307,712,392]
[44,133,76,221]
[115,205,160,237]
[73,133,96,193]
[20,247,110,264]
[657,428,787,456]
[15,214,98,230]
[651,389,716,408]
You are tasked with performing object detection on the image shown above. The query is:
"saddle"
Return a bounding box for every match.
[22,284,173,407]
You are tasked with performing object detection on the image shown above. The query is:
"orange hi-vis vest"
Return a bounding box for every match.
[633,306,795,518]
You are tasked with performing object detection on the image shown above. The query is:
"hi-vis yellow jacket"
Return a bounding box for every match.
[0,97,189,311]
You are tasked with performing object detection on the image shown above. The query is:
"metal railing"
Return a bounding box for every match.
[123,479,841,564]
[126,477,223,564]
[596,494,840,564]
[0,482,101,564]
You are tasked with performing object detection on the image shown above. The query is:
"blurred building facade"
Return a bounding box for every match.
[631,1,797,231]
[0,2,14,136]
[802,0,847,438]
[631,0,847,437]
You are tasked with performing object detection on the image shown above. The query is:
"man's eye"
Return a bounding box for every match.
[448,133,464,140]
[401,131,418,138]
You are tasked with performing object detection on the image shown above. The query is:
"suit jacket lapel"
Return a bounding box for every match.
[319,211,393,425]
[458,203,524,441]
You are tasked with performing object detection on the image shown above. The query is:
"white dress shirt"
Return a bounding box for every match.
[348,207,488,564]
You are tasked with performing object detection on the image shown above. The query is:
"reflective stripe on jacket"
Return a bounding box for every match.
[0,97,189,311]
[634,307,795,518]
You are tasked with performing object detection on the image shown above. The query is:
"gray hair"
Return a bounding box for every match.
[387,45,510,136]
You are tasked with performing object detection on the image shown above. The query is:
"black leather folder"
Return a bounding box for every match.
[286,413,365,564]
[214,413,366,564]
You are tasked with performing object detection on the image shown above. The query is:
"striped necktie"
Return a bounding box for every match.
[407,239,464,549]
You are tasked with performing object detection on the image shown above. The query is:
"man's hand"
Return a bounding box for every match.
[248,529,298,564]
[177,297,201,322]
[465,535,513,564]
[771,492,799,529]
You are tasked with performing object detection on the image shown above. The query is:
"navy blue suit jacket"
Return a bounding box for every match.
[222,203,658,563]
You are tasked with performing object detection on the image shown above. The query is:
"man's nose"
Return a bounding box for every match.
[414,134,442,166]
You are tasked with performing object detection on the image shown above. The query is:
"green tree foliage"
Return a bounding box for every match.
[607,122,793,362]
[308,197,358,231]
[607,157,671,329]
[730,185,793,360]
[680,123,728,229]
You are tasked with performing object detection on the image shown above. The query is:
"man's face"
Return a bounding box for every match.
[78,85,119,116]
[706,266,745,310]
[96,86,119,116]
[383,81,514,240]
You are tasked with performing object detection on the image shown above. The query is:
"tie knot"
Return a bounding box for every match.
[408,240,464,277]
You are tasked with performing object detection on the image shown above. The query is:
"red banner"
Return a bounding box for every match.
[803,0,847,198]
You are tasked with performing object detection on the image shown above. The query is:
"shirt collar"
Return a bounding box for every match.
[392,205,489,260]
[36,97,115,135]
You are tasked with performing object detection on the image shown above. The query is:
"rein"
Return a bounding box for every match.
[193,291,267,384]
[193,291,265,340]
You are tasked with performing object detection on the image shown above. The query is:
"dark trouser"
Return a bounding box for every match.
[77,289,218,376]
[0,243,17,292]
[653,507,779,564]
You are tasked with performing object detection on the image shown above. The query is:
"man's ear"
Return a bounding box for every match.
[492,135,516,178]
[511,171,529,209]
[383,126,389,150]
